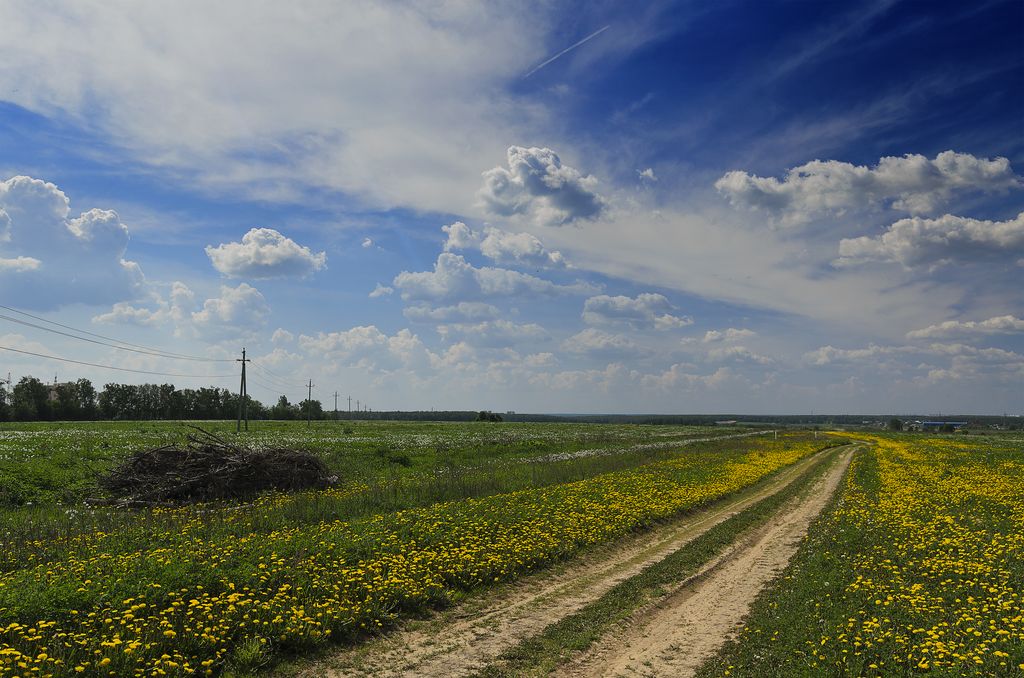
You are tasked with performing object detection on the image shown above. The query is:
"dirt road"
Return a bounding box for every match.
[300,445,851,678]
[556,447,854,678]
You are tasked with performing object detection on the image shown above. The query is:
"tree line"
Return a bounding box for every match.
[0,376,326,422]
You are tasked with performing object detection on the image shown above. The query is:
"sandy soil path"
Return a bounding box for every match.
[300,445,850,678]
[556,447,854,678]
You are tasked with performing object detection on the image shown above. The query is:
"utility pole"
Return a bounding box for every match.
[356,399,360,416]
[236,348,250,432]
[333,391,339,422]
[347,395,352,416]
[307,379,314,428]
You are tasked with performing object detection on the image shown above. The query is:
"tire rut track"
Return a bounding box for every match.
[555,448,854,678]
[299,445,851,678]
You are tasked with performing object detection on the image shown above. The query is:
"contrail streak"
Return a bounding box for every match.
[523,25,611,78]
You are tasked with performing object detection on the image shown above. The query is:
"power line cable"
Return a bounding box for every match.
[245,373,300,399]
[0,313,233,363]
[250,359,306,385]
[248,361,307,389]
[0,304,234,362]
[0,344,235,378]
[247,366,301,392]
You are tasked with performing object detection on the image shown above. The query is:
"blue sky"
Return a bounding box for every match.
[0,0,1022,414]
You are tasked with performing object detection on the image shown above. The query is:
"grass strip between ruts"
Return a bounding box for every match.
[474,444,852,678]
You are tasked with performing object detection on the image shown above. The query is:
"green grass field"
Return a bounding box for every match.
[0,419,741,508]
[2,419,822,677]
[5,422,1018,677]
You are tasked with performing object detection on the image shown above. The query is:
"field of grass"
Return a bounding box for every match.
[0,419,744,508]
[0,420,832,677]
[9,421,1017,678]
[0,421,763,565]
[696,432,1024,677]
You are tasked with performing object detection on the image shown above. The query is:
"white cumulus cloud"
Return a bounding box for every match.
[479,146,607,226]
[582,293,691,330]
[271,328,294,344]
[705,345,773,365]
[803,341,1024,385]
[442,221,566,268]
[835,211,1024,268]
[368,283,394,298]
[561,328,639,358]
[0,175,144,309]
[803,343,914,366]
[437,319,548,347]
[393,252,596,302]
[702,328,757,343]
[906,315,1024,339]
[0,256,41,272]
[93,300,168,327]
[94,281,266,342]
[403,302,501,323]
[299,326,430,372]
[206,227,326,279]
[191,283,270,338]
[716,151,1020,225]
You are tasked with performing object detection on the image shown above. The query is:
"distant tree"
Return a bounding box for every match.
[156,383,179,419]
[246,396,268,420]
[299,398,323,420]
[53,382,81,420]
[11,377,51,421]
[272,395,295,420]
[940,423,956,433]
[99,383,139,419]
[76,379,98,419]
[888,418,903,431]
[476,410,503,422]
[193,387,223,419]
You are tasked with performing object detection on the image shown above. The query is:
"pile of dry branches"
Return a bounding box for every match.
[95,428,337,506]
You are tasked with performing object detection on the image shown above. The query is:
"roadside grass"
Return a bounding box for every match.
[474,444,850,677]
[695,433,1024,677]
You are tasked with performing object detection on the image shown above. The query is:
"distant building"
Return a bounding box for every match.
[920,421,968,431]
[715,419,738,425]
[47,382,74,403]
